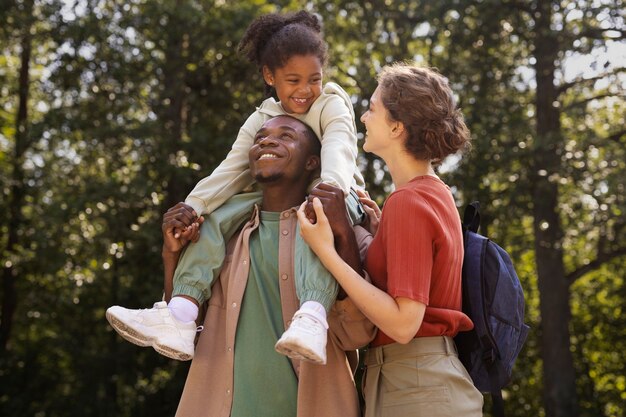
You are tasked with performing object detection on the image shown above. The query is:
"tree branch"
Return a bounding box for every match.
[583,130,626,148]
[579,27,626,41]
[336,66,366,96]
[557,67,626,95]
[606,130,626,144]
[562,93,615,111]
[568,247,626,284]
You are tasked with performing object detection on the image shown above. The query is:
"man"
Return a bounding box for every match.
[164,115,374,417]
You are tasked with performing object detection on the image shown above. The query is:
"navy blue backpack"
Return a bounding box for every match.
[454,202,530,417]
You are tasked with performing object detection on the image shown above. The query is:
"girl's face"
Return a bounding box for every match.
[263,54,323,114]
[360,86,396,155]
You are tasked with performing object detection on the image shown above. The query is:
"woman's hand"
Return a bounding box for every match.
[356,189,381,236]
[297,197,337,260]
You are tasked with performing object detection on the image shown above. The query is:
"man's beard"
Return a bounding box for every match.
[254,172,283,183]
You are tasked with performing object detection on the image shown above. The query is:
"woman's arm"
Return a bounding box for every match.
[297,198,426,344]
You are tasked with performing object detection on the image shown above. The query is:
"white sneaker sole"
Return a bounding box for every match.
[106,310,193,361]
[275,336,326,365]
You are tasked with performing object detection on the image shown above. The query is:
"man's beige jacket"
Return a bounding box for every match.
[175,206,376,417]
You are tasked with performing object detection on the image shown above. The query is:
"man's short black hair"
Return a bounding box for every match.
[279,115,320,157]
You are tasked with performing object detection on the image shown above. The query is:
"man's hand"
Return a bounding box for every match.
[162,203,204,253]
[306,183,352,241]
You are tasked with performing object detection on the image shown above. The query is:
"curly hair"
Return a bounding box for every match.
[237,10,328,95]
[377,63,471,165]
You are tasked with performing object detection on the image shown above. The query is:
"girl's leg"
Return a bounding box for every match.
[275,190,367,365]
[105,192,261,361]
[292,189,364,313]
[274,234,336,365]
[172,191,262,305]
[274,192,365,365]
[294,227,339,312]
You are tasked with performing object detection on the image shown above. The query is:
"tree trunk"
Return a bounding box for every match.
[532,1,579,416]
[161,2,189,209]
[1,0,33,351]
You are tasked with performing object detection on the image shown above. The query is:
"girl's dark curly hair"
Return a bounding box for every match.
[377,63,471,165]
[237,11,328,95]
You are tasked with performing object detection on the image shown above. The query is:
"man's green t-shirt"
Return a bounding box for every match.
[231,211,298,417]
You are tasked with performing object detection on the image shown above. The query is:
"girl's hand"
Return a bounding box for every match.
[356,189,381,236]
[297,198,336,259]
[179,219,203,243]
[162,203,204,252]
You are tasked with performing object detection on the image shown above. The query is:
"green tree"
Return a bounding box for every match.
[0,0,34,353]
[521,2,624,416]
[1,1,624,416]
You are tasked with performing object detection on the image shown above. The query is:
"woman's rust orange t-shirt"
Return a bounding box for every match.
[365,175,473,347]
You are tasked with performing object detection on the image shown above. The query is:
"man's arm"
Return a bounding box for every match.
[161,203,203,302]
[162,250,180,303]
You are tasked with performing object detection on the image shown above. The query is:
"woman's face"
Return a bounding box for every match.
[360,86,396,155]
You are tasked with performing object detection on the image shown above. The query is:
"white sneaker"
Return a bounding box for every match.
[106,301,199,361]
[275,311,327,365]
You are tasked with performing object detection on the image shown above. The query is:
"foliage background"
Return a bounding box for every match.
[1,1,624,416]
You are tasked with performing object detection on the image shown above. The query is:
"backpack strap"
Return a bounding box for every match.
[462,201,481,233]
[469,227,504,417]
[489,364,505,417]
[483,334,505,417]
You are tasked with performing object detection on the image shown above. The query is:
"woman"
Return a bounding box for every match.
[297,62,484,416]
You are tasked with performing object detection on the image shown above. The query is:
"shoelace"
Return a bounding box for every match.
[293,314,324,333]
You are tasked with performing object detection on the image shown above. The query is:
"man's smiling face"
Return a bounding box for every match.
[249,115,320,184]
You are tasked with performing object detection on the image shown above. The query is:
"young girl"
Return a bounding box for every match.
[297,62,484,416]
[106,11,365,365]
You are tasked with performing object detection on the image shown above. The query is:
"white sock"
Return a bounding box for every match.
[299,301,328,329]
[168,296,199,323]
